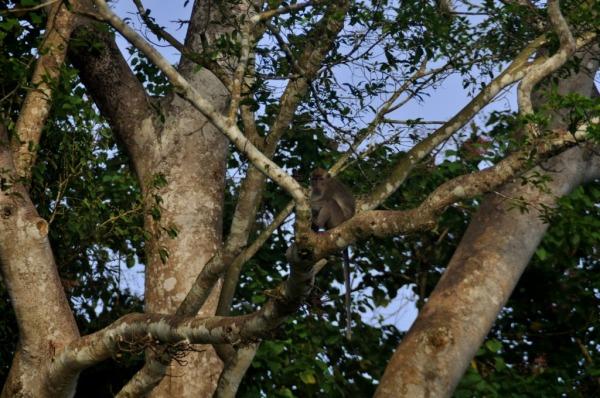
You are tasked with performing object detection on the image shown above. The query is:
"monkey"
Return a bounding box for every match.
[436,0,454,15]
[311,168,355,229]
[310,168,355,340]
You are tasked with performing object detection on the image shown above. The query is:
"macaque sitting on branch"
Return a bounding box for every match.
[310,168,355,339]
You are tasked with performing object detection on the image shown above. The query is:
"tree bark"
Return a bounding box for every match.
[0,125,79,398]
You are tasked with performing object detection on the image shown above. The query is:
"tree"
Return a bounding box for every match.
[0,0,598,397]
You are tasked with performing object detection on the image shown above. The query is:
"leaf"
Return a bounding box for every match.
[485,339,502,353]
[299,370,317,384]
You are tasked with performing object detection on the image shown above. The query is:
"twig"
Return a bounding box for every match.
[228,25,252,122]
[250,1,318,24]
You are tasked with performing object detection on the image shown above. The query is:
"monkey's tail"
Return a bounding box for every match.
[342,248,352,340]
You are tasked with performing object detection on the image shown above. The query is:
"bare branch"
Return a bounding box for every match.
[251,1,317,24]
[11,1,77,179]
[517,0,577,122]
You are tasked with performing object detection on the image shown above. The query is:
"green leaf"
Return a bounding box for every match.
[299,370,317,385]
[485,339,502,353]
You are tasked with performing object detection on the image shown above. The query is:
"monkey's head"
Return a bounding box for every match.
[311,168,329,190]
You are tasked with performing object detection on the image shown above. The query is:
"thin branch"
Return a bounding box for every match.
[250,1,317,24]
[517,0,576,123]
[227,24,252,122]
[383,119,446,125]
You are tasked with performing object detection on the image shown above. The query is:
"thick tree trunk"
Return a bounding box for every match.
[143,0,236,395]
[376,146,600,398]
[0,3,82,396]
[143,73,229,397]
[0,126,79,398]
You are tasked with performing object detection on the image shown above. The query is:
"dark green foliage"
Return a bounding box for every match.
[0,284,17,385]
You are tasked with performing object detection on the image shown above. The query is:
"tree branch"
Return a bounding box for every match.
[310,124,594,259]
[227,24,252,121]
[360,33,567,210]
[517,0,576,125]
[48,255,323,388]
[11,0,77,179]
[250,1,318,24]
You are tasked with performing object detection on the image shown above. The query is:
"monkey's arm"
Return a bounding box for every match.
[314,203,332,230]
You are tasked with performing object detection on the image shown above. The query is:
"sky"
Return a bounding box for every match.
[109,0,518,332]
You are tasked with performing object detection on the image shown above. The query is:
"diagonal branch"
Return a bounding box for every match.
[227,24,252,121]
[310,123,595,259]
[11,0,78,179]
